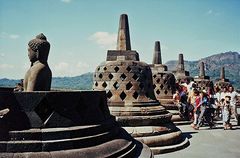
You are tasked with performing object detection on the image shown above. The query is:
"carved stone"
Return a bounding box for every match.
[194,62,211,90]
[215,66,230,89]
[93,14,189,155]
[149,41,176,108]
[23,33,52,91]
[0,91,152,158]
[173,53,193,83]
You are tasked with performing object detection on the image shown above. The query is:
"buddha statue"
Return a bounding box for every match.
[23,33,52,91]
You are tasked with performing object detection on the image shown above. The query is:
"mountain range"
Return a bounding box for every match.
[1,51,239,90]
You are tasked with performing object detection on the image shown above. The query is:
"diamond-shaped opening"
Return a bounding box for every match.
[114,66,119,72]
[99,73,103,79]
[167,85,170,89]
[160,84,164,89]
[132,74,139,80]
[97,67,100,71]
[133,91,138,99]
[156,89,160,95]
[95,82,98,87]
[153,74,157,78]
[106,91,113,99]
[153,84,156,89]
[113,82,120,89]
[94,74,96,78]
[108,73,113,79]
[126,66,131,72]
[156,78,160,83]
[126,82,133,90]
[102,82,107,88]
[34,98,53,122]
[103,67,107,71]
[120,73,127,81]
[120,91,126,101]
[139,83,144,89]
[164,90,168,94]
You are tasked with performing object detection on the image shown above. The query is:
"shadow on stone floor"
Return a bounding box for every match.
[181,131,198,139]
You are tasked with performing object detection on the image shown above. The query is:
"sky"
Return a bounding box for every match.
[0,0,239,79]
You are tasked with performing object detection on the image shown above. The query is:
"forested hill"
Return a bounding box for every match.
[165,51,240,89]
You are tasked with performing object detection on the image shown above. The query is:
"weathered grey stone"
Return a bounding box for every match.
[0,91,152,157]
[23,33,52,91]
[93,14,189,155]
[194,62,211,90]
[214,66,230,89]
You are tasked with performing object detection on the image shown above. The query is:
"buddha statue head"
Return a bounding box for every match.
[23,33,52,91]
[28,33,50,63]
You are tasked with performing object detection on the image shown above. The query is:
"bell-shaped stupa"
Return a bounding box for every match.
[173,53,193,83]
[214,66,230,89]
[93,14,189,155]
[194,61,211,90]
[149,41,176,108]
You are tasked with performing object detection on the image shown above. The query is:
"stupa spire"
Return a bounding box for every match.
[177,53,184,71]
[152,41,162,64]
[220,66,225,79]
[116,14,131,50]
[199,62,205,77]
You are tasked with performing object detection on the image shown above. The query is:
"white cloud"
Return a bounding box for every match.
[89,32,117,49]
[9,34,20,39]
[0,53,5,57]
[0,32,20,40]
[207,10,213,15]
[206,9,221,16]
[0,64,14,70]
[52,61,90,77]
[61,0,72,3]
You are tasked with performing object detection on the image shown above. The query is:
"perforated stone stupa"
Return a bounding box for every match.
[214,66,230,89]
[93,14,189,155]
[173,54,193,83]
[194,62,211,90]
[149,41,176,107]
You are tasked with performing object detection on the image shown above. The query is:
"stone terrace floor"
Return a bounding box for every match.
[156,120,240,158]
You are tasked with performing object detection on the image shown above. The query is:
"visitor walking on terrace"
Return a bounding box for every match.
[227,85,240,122]
[194,90,214,130]
[221,95,232,130]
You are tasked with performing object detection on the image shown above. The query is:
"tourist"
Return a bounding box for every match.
[220,86,229,101]
[194,90,214,130]
[214,86,222,118]
[227,85,240,122]
[190,89,200,128]
[221,96,232,130]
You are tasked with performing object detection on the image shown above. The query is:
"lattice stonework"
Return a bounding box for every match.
[151,71,176,100]
[93,61,156,105]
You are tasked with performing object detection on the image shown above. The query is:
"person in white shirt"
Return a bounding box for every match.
[227,85,240,121]
[220,87,229,100]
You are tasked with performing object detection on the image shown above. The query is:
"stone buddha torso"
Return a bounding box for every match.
[23,33,52,91]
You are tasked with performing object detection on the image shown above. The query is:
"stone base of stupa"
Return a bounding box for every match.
[109,105,189,155]
[0,91,153,158]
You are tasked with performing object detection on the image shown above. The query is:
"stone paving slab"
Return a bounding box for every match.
[156,120,240,158]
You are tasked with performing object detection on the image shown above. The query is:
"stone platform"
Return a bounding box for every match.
[0,91,153,158]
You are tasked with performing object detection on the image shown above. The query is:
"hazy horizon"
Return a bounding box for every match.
[1,0,240,79]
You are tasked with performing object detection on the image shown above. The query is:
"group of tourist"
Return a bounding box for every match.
[173,80,239,130]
